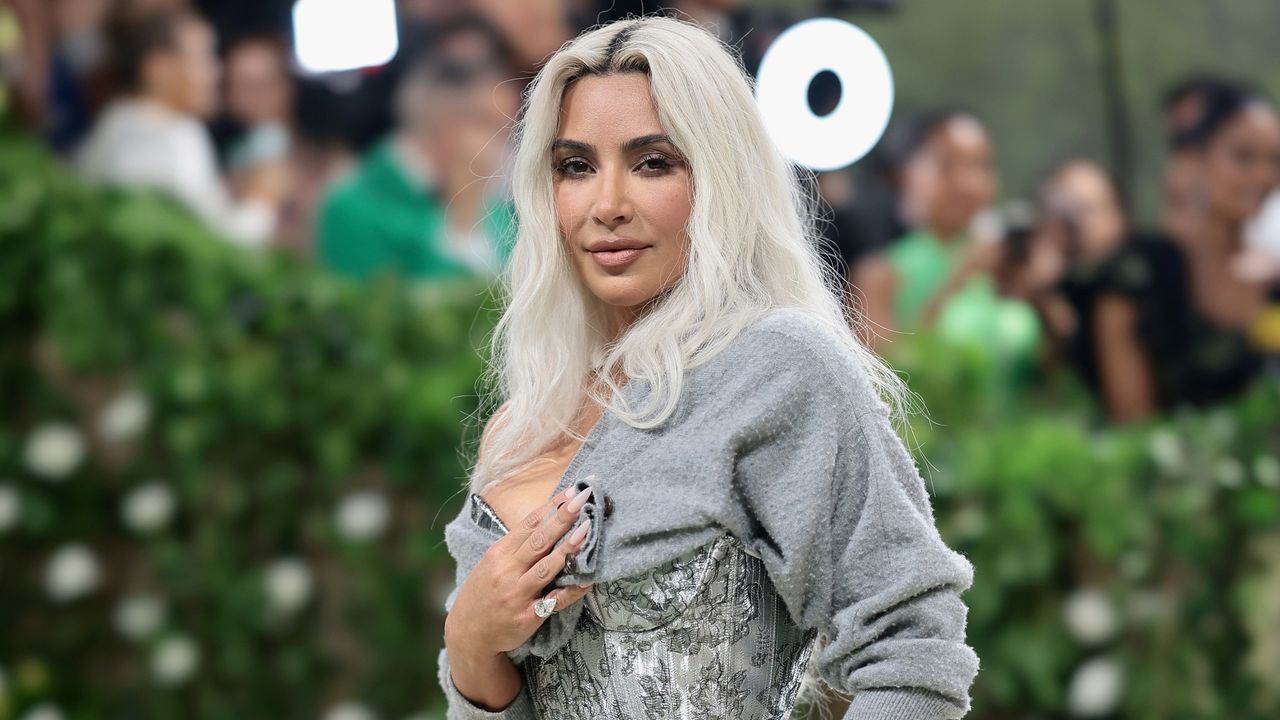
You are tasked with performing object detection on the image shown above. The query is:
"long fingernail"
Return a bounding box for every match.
[562,485,577,500]
[567,486,593,512]
[569,518,590,545]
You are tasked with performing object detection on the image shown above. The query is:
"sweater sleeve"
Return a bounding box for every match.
[436,646,537,720]
[729,325,979,720]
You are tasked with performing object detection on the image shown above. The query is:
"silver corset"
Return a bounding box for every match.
[469,492,819,719]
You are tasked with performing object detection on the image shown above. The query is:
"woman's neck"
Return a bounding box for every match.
[1190,211,1243,261]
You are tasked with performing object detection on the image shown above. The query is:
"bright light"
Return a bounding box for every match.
[292,0,399,74]
[755,18,894,171]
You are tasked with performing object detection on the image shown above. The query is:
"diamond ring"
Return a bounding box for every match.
[533,596,558,618]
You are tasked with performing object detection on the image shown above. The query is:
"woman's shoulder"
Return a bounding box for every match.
[705,307,881,413]
[745,307,863,365]
[1099,231,1189,297]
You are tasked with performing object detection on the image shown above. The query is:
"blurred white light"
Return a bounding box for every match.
[1067,655,1125,717]
[45,543,102,602]
[264,557,314,614]
[335,490,390,542]
[19,704,66,720]
[292,0,399,74]
[151,634,200,685]
[755,17,894,171]
[97,388,151,443]
[121,481,177,534]
[24,422,86,481]
[114,593,165,640]
[323,701,378,720]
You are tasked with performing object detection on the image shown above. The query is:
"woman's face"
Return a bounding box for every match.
[226,40,291,127]
[552,72,693,320]
[1045,161,1126,262]
[149,16,220,118]
[1200,101,1280,224]
[903,115,998,240]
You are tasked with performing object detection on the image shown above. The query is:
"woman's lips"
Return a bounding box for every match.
[590,246,650,268]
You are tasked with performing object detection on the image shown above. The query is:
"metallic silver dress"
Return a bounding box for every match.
[470,492,819,720]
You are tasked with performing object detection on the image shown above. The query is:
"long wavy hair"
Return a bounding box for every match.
[467,15,912,715]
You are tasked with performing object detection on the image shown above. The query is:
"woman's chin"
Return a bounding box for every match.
[587,279,663,309]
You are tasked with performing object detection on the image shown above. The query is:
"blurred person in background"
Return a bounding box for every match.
[1001,158,1134,405]
[316,13,518,283]
[219,31,352,258]
[43,0,113,152]
[1093,82,1280,422]
[850,110,1041,376]
[75,7,284,246]
[470,0,572,77]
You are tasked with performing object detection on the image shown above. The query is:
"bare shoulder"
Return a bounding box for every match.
[475,400,512,496]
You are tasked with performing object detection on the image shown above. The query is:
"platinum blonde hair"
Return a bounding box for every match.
[468,15,912,715]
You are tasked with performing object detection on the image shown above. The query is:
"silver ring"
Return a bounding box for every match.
[533,595,558,618]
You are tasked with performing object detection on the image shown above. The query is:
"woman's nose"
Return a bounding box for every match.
[592,168,632,227]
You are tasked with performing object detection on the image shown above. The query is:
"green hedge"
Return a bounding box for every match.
[0,131,500,719]
[1,131,1278,720]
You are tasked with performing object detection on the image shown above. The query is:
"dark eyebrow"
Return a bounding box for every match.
[551,134,677,154]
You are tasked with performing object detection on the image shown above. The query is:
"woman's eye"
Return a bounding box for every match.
[555,158,591,176]
[638,155,673,173]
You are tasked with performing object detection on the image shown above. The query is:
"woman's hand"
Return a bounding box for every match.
[444,484,596,656]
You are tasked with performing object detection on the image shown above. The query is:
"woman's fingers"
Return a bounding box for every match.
[498,484,574,550]
[524,582,595,625]
[511,485,593,567]
[518,518,591,594]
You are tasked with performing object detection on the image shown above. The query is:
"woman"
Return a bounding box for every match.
[851,111,1040,377]
[1005,158,1132,401]
[1094,82,1280,422]
[437,16,978,719]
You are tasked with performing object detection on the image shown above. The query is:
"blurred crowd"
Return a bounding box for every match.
[839,81,1280,423]
[2,0,1279,425]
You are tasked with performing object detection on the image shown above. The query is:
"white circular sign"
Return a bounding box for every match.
[755,17,895,171]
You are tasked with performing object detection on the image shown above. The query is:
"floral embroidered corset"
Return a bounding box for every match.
[468,491,819,720]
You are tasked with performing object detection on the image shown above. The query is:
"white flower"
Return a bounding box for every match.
[19,703,66,720]
[45,543,101,601]
[114,594,165,640]
[151,634,199,685]
[1067,655,1125,717]
[1146,429,1183,474]
[1254,455,1280,488]
[335,490,389,541]
[323,701,378,720]
[0,483,21,534]
[24,423,86,480]
[1062,588,1120,645]
[1213,458,1245,488]
[121,482,176,534]
[264,557,313,614]
[97,388,151,442]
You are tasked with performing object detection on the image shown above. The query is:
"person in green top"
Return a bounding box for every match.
[853,111,1041,380]
[317,14,519,283]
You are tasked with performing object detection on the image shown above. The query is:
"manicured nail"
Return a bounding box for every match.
[569,519,591,545]
[562,485,577,500]
[567,486,593,513]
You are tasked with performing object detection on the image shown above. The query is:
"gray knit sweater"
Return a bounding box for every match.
[437,306,979,719]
